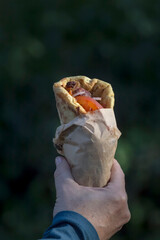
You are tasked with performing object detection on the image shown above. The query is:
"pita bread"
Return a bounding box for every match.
[53,76,115,124]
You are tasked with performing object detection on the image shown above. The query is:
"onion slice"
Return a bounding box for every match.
[73,91,87,97]
[92,97,101,101]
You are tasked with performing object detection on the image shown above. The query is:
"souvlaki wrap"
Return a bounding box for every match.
[53,76,121,187]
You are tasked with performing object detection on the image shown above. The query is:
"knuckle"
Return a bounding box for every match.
[120,193,127,204]
[112,191,131,224]
[124,210,131,223]
[117,210,131,228]
[120,208,131,224]
[113,192,127,205]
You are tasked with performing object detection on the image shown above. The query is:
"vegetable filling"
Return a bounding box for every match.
[65,81,103,111]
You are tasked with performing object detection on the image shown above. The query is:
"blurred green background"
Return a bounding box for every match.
[0,0,160,239]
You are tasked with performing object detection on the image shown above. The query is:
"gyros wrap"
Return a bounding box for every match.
[53,76,121,187]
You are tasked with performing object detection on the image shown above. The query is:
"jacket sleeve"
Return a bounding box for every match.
[41,211,100,240]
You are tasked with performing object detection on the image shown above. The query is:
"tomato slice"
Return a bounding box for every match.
[75,96,103,112]
[66,87,73,95]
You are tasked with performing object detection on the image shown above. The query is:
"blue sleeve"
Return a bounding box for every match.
[41,211,100,240]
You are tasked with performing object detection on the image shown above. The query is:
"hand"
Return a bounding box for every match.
[53,156,131,240]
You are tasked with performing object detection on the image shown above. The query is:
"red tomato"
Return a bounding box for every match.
[75,96,103,112]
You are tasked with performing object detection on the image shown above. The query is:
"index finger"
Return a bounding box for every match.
[105,159,125,190]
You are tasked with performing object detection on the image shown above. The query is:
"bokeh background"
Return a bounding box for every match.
[0,1,160,239]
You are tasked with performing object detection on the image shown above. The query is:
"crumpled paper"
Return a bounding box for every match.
[53,109,121,187]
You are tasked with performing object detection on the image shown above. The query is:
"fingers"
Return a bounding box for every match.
[106,160,130,221]
[106,159,125,190]
[54,156,75,192]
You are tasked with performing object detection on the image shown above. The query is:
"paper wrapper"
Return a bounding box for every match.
[53,109,121,187]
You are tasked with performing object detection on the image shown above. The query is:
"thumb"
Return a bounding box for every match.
[54,156,75,190]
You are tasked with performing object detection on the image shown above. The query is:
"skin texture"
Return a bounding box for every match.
[53,156,131,240]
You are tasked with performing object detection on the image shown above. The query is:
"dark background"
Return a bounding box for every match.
[0,1,160,239]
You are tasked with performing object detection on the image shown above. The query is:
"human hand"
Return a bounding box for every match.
[53,156,131,240]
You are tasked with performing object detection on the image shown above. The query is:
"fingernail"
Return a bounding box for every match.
[55,156,62,166]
